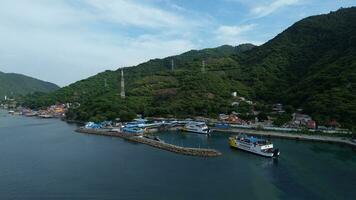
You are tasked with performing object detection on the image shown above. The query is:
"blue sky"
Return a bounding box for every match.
[0,0,355,86]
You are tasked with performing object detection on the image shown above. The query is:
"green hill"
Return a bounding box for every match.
[22,7,356,128]
[0,72,59,98]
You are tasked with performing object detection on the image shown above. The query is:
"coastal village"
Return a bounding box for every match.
[2,96,356,157]
[0,94,350,134]
[1,75,354,157]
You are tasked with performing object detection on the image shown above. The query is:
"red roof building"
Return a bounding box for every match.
[307,120,316,129]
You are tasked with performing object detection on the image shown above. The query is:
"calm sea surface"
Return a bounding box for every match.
[0,110,355,200]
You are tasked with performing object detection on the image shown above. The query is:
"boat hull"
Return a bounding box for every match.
[229,137,279,158]
[182,128,210,134]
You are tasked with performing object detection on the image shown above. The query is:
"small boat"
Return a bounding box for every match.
[38,114,53,118]
[215,122,230,129]
[124,119,148,128]
[229,134,280,158]
[25,112,37,117]
[143,135,163,142]
[183,122,210,134]
[122,127,144,134]
[85,122,102,129]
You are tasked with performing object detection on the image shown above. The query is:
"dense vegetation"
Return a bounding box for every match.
[21,7,356,128]
[0,71,59,98]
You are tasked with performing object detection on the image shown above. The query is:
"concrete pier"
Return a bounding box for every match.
[76,128,222,157]
[213,128,356,148]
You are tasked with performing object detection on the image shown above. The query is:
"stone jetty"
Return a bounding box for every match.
[76,127,222,157]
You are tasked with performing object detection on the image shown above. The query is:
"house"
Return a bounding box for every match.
[226,114,247,125]
[292,113,312,124]
[238,97,246,101]
[272,103,283,111]
[327,119,341,128]
[231,102,239,106]
[245,100,253,105]
[291,113,315,128]
[218,114,229,121]
[307,120,316,129]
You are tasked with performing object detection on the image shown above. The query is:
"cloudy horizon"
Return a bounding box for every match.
[0,0,355,86]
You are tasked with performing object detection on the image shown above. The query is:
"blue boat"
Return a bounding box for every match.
[122,127,144,134]
[85,122,102,129]
[215,123,231,129]
[124,118,148,128]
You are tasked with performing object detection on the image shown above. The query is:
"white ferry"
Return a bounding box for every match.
[183,122,210,134]
[229,134,280,158]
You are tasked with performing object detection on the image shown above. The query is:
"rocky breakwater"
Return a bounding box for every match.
[128,136,222,157]
[75,127,222,157]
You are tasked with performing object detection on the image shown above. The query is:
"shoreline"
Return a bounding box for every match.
[2,109,354,149]
[213,128,356,148]
[76,127,222,157]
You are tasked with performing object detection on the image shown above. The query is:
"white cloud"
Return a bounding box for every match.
[0,0,199,86]
[0,0,275,86]
[250,0,301,18]
[84,0,193,29]
[215,24,260,45]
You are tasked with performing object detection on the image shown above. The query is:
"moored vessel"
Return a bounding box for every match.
[229,134,280,158]
[122,127,144,134]
[182,122,210,134]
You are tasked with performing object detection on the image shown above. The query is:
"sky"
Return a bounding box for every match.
[0,0,355,86]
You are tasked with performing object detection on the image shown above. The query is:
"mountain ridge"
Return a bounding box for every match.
[0,71,60,98]
[21,7,356,128]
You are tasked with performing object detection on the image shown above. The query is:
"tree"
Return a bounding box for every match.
[119,110,136,122]
[273,114,292,127]
[352,126,356,139]
[257,112,268,121]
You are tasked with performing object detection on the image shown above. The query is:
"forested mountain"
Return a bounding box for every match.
[0,71,59,98]
[22,7,356,128]
[236,7,356,126]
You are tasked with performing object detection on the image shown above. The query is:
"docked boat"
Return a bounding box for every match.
[182,122,210,134]
[25,112,37,117]
[143,135,163,142]
[122,127,144,134]
[38,114,53,118]
[229,134,280,158]
[215,122,231,129]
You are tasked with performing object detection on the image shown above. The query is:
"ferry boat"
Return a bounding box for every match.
[229,134,280,158]
[182,122,210,134]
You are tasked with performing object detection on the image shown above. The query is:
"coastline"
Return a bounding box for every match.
[2,108,355,149]
[213,128,356,148]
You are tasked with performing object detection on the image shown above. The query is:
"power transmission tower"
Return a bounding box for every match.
[120,69,125,99]
[171,59,174,72]
[202,60,206,73]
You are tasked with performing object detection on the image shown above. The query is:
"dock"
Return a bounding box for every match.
[76,127,222,157]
